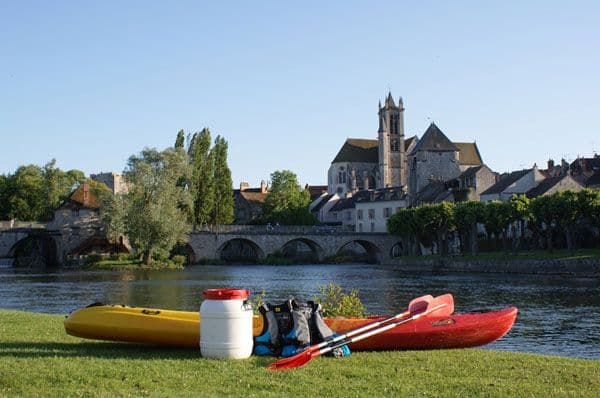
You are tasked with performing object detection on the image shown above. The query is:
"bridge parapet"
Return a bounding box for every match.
[0,221,48,231]
[193,224,355,235]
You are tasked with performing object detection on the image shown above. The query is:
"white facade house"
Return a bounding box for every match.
[354,189,408,233]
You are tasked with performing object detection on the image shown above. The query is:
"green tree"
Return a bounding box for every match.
[507,194,530,254]
[387,207,418,256]
[175,129,185,148]
[454,201,486,255]
[43,159,85,219]
[530,195,559,253]
[210,136,234,225]
[189,128,215,226]
[554,191,580,255]
[6,165,46,221]
[263,170,317,225]
[120,147,192,265]
[483,200,509,251]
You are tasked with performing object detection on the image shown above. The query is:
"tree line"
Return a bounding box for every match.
[387,189,600,256]
[0,160,88,221]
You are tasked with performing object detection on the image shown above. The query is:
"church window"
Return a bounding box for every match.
[338,171,347,184]
[390,114,398,134]
[390,139,399,152]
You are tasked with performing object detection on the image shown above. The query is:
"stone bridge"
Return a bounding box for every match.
[0,222,402,265]
[187,225,402,263]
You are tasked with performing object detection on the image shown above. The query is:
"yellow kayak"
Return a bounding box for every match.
[64,304,265,347]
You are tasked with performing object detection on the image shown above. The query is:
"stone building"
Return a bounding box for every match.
[327,92,483,205]
[233,181,268,224]
[90,172,128,194]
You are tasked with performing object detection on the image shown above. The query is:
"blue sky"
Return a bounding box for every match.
[1,1,599,187]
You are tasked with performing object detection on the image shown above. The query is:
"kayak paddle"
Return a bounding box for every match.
[266,295,450,371]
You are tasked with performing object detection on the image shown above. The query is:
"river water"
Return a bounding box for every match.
[0,264,598,360]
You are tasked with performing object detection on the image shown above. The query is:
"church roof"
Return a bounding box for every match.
[332,139,379,163]
[454,142,483,165]
[409,123,458,154]
[332,136,418,164]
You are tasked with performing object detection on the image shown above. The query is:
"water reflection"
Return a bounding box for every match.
[0,264,598,360]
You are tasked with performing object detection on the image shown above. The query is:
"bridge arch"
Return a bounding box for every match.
[336,239,381,264]
[218,238,265,263]
[8,234,58,267]
[390,241,404,258]
[280,238,324,263]
[171,242,196,264]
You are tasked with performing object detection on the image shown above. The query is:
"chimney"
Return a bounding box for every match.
[239,182,249,191]
[82,182,90,207]
[260,180,267,193]
[547,159,554,170]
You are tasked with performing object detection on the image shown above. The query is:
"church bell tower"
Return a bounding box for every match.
[377,92,406,188]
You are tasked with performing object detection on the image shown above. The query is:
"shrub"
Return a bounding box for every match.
[249,289,266,315]
[171,255,186,266]
[313,283,365,317]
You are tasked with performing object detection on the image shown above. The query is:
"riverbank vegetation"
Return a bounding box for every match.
[1,309,598,397]
[388,189,600,258]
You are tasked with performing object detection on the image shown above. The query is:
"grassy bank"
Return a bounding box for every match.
[1,309,598,397]
[84,259,184,270]
[394,248,600,263]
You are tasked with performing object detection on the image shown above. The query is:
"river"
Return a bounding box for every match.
[0,264,598,360]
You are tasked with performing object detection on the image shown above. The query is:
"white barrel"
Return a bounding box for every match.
[200,288,253,359]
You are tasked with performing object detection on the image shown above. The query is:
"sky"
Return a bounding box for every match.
[1,1,599,187]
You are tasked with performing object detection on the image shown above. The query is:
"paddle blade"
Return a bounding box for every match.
[407,295,434,314]
[430,294,454,317]
[266,349,314,371]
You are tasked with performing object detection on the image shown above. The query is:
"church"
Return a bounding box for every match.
[313,92,496,230]
[327,92,487,202]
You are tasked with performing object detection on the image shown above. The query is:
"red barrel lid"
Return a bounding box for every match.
[203,288,250,300]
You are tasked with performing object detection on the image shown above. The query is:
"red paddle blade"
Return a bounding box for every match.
[407,295,434,314]
[266,349,314,371]
[431,294,454,317]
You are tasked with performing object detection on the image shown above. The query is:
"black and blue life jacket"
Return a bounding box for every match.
[253,299,350,358]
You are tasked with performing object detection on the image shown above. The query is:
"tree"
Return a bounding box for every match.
[43,159,85,220]
[454,201,486,255]
[175,129,185,148]
[188,128,215,226]
[120,147,192,265]
[507,194,530,254]
[387,207,418,255]
[483,200,508,251]
[530,195,559,253]
[554,191,580,255]
[263,170,317,225]
[6,165,47,221]
[210,136,234,225]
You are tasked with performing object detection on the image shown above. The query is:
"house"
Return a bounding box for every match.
[233,181,268,224]
[570,156,600,185]
[453,165,498,201]
[526,174,583,198]
[585,171,600,189]
[49,182,129,259]
[480,166,546,202]
[354,188,408,232]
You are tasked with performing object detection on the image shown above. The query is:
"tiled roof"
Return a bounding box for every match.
[414,180,452,204]
[525,176,562,198]
[311,194,333,213]
[455,142,483,165]
[65,183,101,209]
[354,187,407,203]
[409,123,458,154]
[329,196,357,212]
[459,165,483,179]
[481,169,531,196]
[332,139,378,163]
[306,185,328,200]
[586,170,600,187]
[239,191,267,203]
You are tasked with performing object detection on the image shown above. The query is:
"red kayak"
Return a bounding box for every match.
[326,307,518,351]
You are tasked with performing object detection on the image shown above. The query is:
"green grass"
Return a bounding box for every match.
[395,248,600,263]
[1,310,598,397]
[85,259,184,270]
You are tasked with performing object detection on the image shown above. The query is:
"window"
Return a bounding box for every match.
[338,171,346,184]
[368,209,375,219]
[390,139,399,152]
[357,209,363,220]
[383,208,391,218]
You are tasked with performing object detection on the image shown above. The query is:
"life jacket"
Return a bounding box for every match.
[253,299,350,358]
